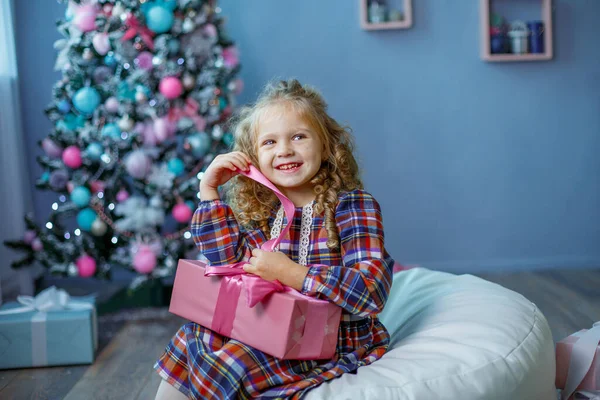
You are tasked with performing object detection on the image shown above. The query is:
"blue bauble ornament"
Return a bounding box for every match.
[185,200,196,211]
[219,97,228,111]
[57,100,71,114]
[86,142,104,161]
[77,208,97,231]
[167,38,180,54]
[73,87,101,115]
[71,186,92,207]
[187,132,211,158]
[101,123,121,139]
[146,5,174,34]
[63,114,85,131]
[222,132,234,148]
[41,171,50,183]
[118,81,136,101]
[104,53,117,67]
[167,158,185,177]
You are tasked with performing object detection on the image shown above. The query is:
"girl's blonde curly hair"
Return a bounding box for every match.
[225,79,362,249]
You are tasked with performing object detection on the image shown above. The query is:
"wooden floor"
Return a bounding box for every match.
[1,268,599,400]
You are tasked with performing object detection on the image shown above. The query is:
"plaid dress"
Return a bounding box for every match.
[155,189,395,399]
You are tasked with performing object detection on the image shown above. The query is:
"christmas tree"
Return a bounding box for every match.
[4,0,242,289]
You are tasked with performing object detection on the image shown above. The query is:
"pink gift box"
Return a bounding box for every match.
[556,329,600,391]
[169,259,342,360]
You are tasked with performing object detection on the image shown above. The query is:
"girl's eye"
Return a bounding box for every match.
[292,134,305,141]
[262,139,274,146]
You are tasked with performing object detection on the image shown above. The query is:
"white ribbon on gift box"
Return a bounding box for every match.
[0,286,97,366]
[563,321,600,400]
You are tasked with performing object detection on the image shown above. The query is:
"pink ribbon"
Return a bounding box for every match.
[121,14,155,51]
[205,166,299,334]
[168,98,206,132]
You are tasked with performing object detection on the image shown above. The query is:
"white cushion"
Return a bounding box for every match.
[306,268,556,400]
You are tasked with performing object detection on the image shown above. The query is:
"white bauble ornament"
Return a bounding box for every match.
[118,115,135,131]
[91,219,108,236]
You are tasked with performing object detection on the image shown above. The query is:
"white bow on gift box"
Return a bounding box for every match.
[0,286,97,367]
[563,322,600,400]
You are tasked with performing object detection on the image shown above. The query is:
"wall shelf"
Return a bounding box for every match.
[480,0,553,62]
[360,0,413,30]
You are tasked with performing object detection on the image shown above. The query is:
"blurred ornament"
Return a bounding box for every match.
[82,48,94,62]
[167,38,180,54]
[182,18,194,33]
[125,150,152,179]
[117,81,136,101]
[41,138,64,159]
[76,254,97,277]
[167,158,185,177]
[86,142,104,161]
[92,32,110,55]
[73,87,101,115]
[118,115,135,131]
[104,97,119,113]
[159,76,183,99]
[145,4,174,34]
[172,203,193,223]
[41,171,50,183]
[102,4,113,16]
[31,238,43,252]
[23,230,37,245]
[203,24,217,38]
[71,186,91,207]
[212,125,223,139]
[104,53,117,67]
[187,132,211,158]
[49,169,69,190]
[132,244,157,274]
[222,46,239,68]
[116,189,130,202]
[222,132,234,148]
[74,4,98,32]
[153,117,169,142]
[229,78,244,95]
[77,208,97,231]
[112,2,126,18]
[182,73,196,90]
[93,66,112,84]
[89,181,105,194]
[101,123,121,138]
[149,196,163,208]
[62,146,83,169]
[91,219,108,236]
[57,99,71,114]
[135,91,147,103]
[219,97,227,111]
[66,181,75,193]
[134,51,153,70]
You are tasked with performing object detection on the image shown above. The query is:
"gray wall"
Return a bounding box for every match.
[14,0,600,273]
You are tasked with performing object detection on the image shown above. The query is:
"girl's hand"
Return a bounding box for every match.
[199,151,252,200]
[244,248,308,291]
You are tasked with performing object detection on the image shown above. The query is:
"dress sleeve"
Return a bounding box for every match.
[190,200,267,265]
[300,190,394,317]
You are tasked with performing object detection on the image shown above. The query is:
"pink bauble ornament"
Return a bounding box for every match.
[159,77,183,99]
[203,24,217,38]
[74,4,98,32]
[23,230,37,245]
[92,32,110,55]
[132,245,157,274]
[222,46,240,68]
[41,138,64,159]
[105,97,119,113]
[89,180,105,194]
[31,238,43,252]
[124,150,151,179]
[135,51,154,71]
[66,181,75,193]
[153,117,169,142]
[62,146,82,168]
[116,189,129,202]
[76,254,97,278]
[172,203,193,223]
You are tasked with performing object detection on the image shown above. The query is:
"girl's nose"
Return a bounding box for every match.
[276,142,293,157]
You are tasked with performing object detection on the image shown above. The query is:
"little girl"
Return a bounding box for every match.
[155,79,395,399]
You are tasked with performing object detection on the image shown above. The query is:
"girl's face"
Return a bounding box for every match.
[255,103,324,206]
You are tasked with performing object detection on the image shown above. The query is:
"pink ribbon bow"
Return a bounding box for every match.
[121,13,155,51]
[204,165,297,307]
[168,98,206,132]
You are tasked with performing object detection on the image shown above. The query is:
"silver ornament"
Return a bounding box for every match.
[182,74,196,90]
[212,125,223,139]
[182,18,195,33]
[91,219,108,236]
[135,91,147,103]
[118,115,135,131]
[83,48,94,61]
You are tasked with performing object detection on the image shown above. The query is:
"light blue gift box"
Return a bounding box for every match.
[0,287,98,370]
